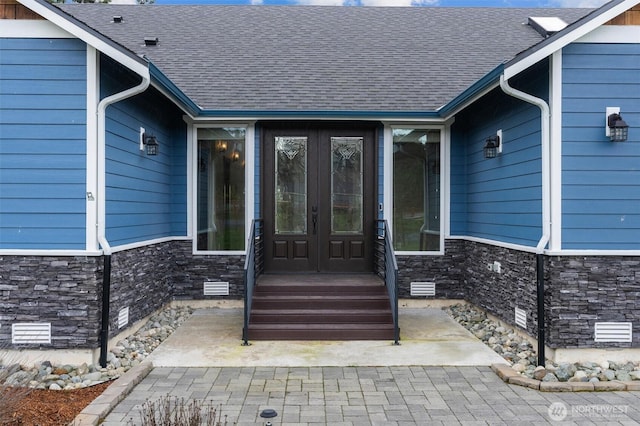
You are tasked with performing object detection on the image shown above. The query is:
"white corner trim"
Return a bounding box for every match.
[245,124,256,249]
[0,20,73,38]
[549,50,563,253]
[576,25,640,43]
[86,46,99,252]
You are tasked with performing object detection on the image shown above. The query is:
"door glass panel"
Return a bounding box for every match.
[275,137,307,234]
[196,127,246,251]
[331,137,363,234]
[392,128,441,251]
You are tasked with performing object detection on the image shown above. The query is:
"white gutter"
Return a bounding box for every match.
[499,74,551,254]
[96,70,150,255]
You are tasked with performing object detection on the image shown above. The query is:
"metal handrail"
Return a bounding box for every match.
[375,220,400,345]
[242,219,264,346]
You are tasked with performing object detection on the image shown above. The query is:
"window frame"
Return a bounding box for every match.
[191,123,255,255]
[384,124,446,256]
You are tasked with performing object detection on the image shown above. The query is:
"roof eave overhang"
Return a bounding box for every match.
[504,0,639,80]
[437,64,504,119]
[149,62,201,117]
[19,0,149,78]
[191,110,442,122]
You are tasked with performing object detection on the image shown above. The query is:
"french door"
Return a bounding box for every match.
[263,123,376,273]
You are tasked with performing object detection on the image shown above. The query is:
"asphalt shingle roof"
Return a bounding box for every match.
[58,5,590,113]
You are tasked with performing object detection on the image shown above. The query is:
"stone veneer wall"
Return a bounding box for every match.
[0,255,102,349]
[108,240,245,339]
[546,255,640,349]
[396,240,467,299]
[460,241,540,339]
[3,239,639,352]
[0,241,246,350]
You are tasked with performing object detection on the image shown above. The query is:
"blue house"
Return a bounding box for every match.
[0,0,638,365]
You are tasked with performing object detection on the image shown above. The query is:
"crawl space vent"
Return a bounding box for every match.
[410,282,436,297]
[515,307,527,329]
[12,323,51,345]
[118,307,129,329]
[204,281,229,296]
[594,322,633,343]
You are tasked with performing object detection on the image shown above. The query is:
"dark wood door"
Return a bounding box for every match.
[263,123,376,273]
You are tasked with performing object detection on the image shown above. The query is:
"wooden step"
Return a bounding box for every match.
[251,295,390,310]
[247,274,395,341]
[246,323,396,341]
[250,308,392,324]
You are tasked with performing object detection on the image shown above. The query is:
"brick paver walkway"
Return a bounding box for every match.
[102,366,640,425]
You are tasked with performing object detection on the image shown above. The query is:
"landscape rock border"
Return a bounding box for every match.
[492,363,640,392]
[444,303,640,392]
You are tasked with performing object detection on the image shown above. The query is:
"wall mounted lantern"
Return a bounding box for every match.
[139,127,159,156]
[143,135,159,156]
[483,129,503,159]
[606,107,629,142]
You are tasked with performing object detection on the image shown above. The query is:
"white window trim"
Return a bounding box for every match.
[384,123,447,256]
[190,123,255,255]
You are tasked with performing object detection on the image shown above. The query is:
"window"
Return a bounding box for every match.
[392,128,441,251]
[197,128,246,251]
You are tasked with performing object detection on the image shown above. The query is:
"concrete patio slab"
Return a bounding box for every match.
[148,306,505,367]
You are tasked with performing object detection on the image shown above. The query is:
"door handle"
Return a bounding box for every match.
[312,206,318,235]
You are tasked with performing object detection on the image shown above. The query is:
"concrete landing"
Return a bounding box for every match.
[148,305,505,367]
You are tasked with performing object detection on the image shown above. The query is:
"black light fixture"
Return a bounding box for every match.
[143,135,159,156]
[260,408,277,426]
[483,133,501,159]
[607,111,629,142]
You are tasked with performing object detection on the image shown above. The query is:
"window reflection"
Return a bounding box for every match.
[197,128,246,251]
[393,129,440,251]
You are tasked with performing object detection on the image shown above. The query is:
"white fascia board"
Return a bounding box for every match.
[504,0,639,80]
[17,0,148,78]
[0,19,73,37]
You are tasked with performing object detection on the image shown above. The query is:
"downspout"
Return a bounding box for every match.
[96,67,150,367]
[499,74,550,367]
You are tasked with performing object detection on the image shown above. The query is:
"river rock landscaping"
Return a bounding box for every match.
[444,303,640,385]
[0,305,193,391]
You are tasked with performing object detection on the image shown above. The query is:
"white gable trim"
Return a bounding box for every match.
[17,0,148,77]
[0,19,73,38]
[504,0,640,80]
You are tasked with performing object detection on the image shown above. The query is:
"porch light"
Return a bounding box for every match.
[607,111,629,142]
[483,130,502,159]
[143,135,159,156]
[216,140,228,152]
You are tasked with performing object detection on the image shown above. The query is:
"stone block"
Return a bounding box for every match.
[508,375,540,390]
[491,364,517,382]
[569,382,594,392]
[621,381,640,391]
[593,381,627,391]
[540,382,573,392]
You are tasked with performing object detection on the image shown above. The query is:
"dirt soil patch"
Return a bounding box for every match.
[0,381,111,426]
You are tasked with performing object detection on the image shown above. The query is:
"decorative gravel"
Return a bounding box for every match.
[444,303,640,383]
[0,305,193,390]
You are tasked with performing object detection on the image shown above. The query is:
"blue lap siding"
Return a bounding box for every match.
[450,64,547,247]
[101,57,187,247]
[0,38,87,249]
[562,43,640,250]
